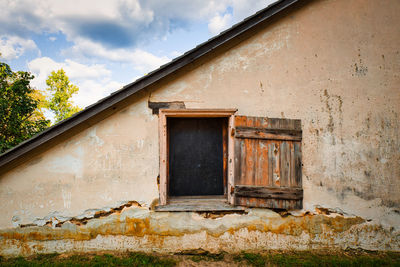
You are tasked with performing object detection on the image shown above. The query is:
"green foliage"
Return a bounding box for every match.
[0,252,177,267]
[233,252,266,266]
[46,69,81,123]
[0,251,399,267]
[233,251,400,267]
[190,252,225,262]
[0,61,49,154]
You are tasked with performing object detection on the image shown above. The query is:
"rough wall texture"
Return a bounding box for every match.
[2,205,398,257]
[0,0,399,256]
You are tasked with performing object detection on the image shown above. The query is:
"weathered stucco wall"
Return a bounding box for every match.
[1,0,399,255]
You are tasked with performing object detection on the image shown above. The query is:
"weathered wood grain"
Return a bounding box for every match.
[155,198,245,212]
[232,115,303,210]
[158,109,237,206]
[234,116,301,130]
[295,142,302,187]
[227,115,236,205]
[235,127,302,141]
[235,185,303,200]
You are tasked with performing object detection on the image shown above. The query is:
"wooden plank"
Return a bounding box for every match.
[268,117,301,130]
[244,138,256,185]
[253,117,261,127]
[280,141,289,187]
[268,142,275,187]
[155,198,245,212]
[232,115,302,210]
[246,116,255,127]
[234,138,242,189]
[235,127,302,141]
[235,197,302,209]
[239,139,247,184]
[235,185,303,200]
[160,109,237,117]
[159,111,168,205]
[235,116,301,130]
[290,142,295,187]
[148,101,185,114]
[227,115,235,205]
[268,118,281,129]
[234,115,247,127]
[272,142,281,186]
[251,139,258,185]
[294,142,302,187]
[256,140,269,186]
[236,127,302,135]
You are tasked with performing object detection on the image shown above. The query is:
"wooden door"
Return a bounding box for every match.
[231,116,303,209]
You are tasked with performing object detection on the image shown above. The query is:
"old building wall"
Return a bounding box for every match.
[0,0,399,255]
[0,92,160,228]
[149,0,400,226]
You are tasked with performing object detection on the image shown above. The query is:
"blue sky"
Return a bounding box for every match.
[0,0,275,109]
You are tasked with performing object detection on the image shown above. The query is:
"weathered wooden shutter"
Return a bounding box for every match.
[232,116,303,209]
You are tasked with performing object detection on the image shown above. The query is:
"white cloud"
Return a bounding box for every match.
[65,38,170,74]
[72,80,123,108]
[27,57,120,108]
[208,13,232,35]
[28,57,110,86]
[28,57,63,90]
[0,0,275,48]
[62,59,111,80]
[207,0,277,35]
[169,50,183,58]
[2,0,278,110]
[0,35,38,60]
[230,0,276,21]
[0,0,278,67]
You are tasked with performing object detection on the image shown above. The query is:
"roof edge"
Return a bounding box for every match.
[0,0,299,172]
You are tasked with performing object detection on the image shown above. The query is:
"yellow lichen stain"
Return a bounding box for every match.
[325,215,364,232]
[145,234,165,248]
[20,242,32,256]
[0,212,366,243]
[226,214,366,238]
[125,217,150,236]
[32,244,44,251]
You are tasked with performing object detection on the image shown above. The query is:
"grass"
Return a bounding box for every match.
[0,250,399,266]
[0,252,176,267]
[234,252,266,266]
[190,252,225,262]
[233,251,400,267]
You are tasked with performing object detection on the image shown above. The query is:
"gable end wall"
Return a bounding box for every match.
[0,0,399,255]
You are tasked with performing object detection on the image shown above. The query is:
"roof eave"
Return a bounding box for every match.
[0,0,299,172]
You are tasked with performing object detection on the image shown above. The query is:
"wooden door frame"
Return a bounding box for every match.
[158,109,237,205]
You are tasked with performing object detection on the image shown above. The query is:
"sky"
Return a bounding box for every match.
[0,0,276,110]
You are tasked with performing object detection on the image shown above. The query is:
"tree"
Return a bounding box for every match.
[46,69,81,123]
[0,61,50,153]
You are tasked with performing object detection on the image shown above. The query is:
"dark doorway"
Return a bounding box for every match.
[168,118,224,196]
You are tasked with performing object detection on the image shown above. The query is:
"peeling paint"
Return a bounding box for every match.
[0,206,398,257]
[0,0,399,256]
